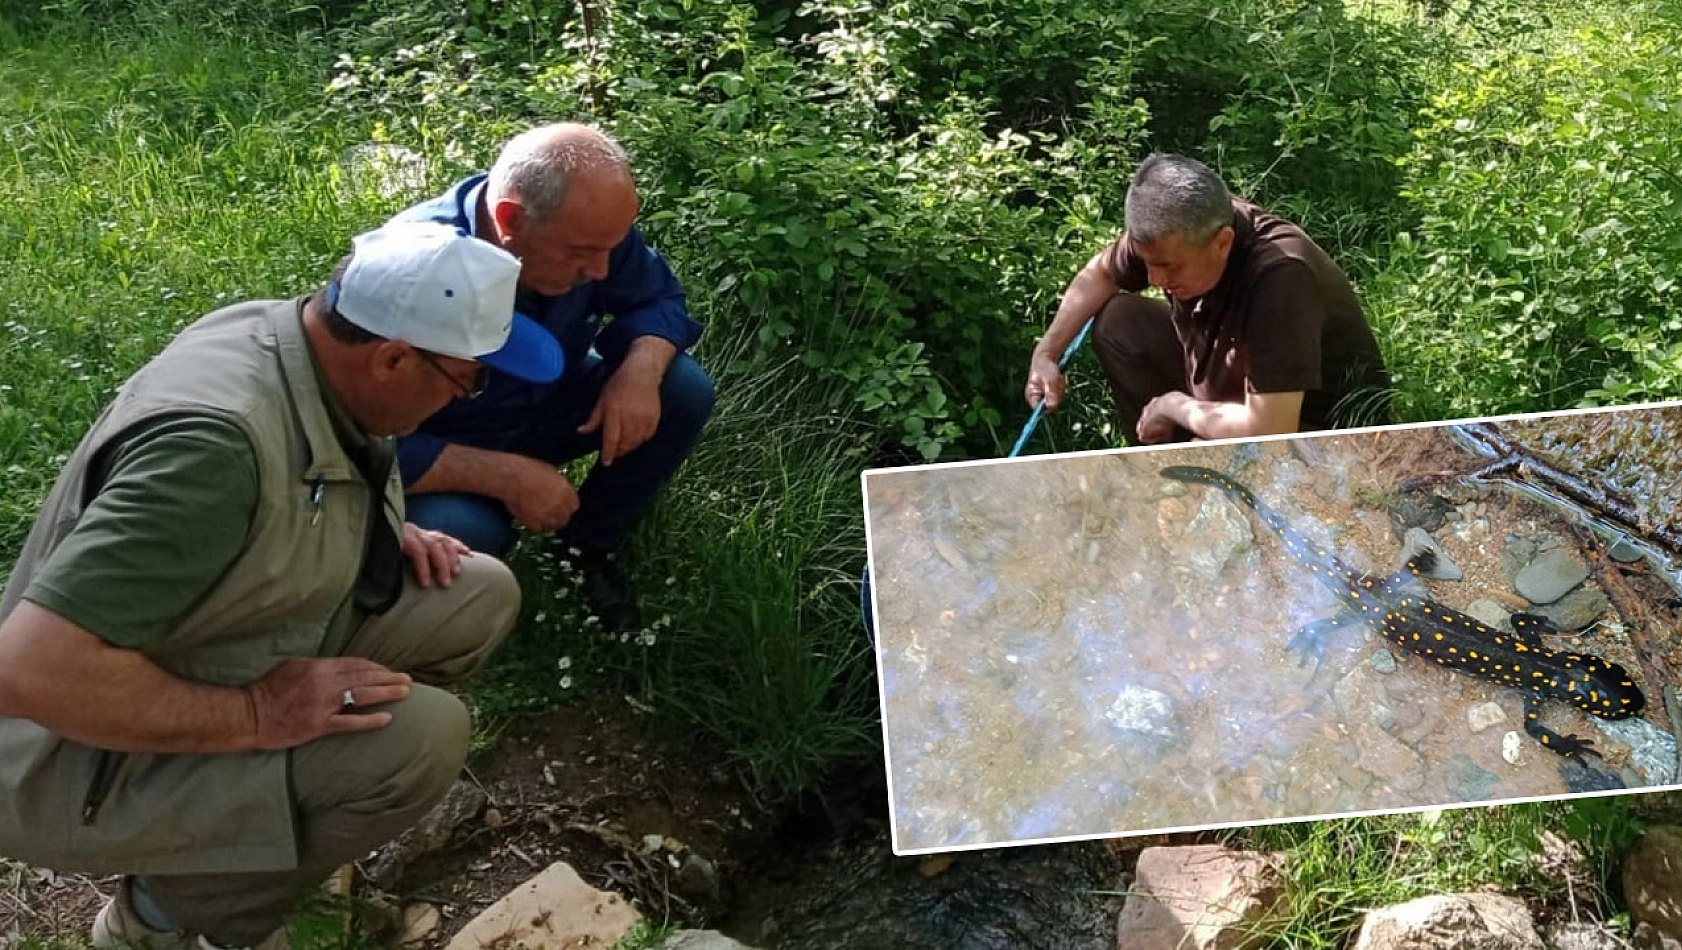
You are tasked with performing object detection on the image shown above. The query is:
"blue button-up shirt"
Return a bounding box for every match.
[389,175,703,485]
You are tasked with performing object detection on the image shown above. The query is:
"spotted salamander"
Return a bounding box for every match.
[1160,465,1646,759]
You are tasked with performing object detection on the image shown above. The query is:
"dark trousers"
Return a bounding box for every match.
[406,351,716,557]
[1089,294,1194,446]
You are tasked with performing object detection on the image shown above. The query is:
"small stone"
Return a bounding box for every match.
[677,853,720,902]
[1515,548,1590,604]
[641,834,665,855]
[484,808,504,829]
[400,904,441,947]
[1370,649,1398,674]
[1606,537,1646,562]
[1464,599,1515,630]
[1467,702,1507,733]
[1502,731,1523,765]
[1374,704,1397,732]
[1532,587,1609,631]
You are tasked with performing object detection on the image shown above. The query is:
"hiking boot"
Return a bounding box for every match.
[92,878,194,950]
[554,544,643,632]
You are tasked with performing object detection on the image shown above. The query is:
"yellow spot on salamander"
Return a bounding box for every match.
[1434,632,1443,641]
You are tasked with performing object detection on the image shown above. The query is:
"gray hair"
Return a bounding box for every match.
[1123,154,1233,246]
[486,123,631,225]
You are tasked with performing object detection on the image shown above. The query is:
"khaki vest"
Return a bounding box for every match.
[0,298,403,875]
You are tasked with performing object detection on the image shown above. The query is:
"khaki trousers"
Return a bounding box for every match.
[141,554,520,945]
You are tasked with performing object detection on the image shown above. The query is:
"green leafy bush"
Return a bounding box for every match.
[1372,9,1682,420]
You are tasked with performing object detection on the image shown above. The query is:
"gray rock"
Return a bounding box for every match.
[1464,599,1516,631]
[1371,649,1398,674]
[1353,892,1543,950]
[1515,549,1590,605]
[1467,702,1507,733]
[1504,535,1539,582]
[1533,588,1610,631]
[1623,826,1682,946]
[677,853,721,903]
[1176,493,1254,586]
[1443,754,1501,801]
[1596,716,1679,786]
[1608,536,1648,563]
[1104,685,1180,739]
[1403,527,1462,579]
[1374,704,1397,732]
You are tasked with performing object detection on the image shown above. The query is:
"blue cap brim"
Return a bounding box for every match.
[478,312,563,383]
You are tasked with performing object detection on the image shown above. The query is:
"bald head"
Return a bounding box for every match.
[483,123,640,295]
[487,122,633,227]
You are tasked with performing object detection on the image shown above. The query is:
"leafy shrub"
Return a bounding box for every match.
[1371,9,1682,420]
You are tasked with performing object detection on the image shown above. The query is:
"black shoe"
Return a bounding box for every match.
[554,544,643,632]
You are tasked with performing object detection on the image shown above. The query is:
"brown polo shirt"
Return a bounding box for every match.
[1102,200,1390,429]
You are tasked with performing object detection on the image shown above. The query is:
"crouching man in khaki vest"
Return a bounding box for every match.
[0,221,564,949]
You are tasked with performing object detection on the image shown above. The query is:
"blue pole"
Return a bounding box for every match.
[862,317,1096,643]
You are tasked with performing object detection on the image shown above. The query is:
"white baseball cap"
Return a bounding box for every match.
[330,222,563,383]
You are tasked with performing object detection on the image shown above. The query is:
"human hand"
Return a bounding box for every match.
[401,522,472,588]
[244,657,412,750]
[503,456,580,532]
[1025,351,1065,411]
[1137,392,1189,444]
[577,364,661,466]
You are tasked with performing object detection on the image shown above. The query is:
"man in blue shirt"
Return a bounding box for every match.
[389,123,715,631]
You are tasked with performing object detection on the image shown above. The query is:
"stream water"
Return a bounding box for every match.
[865,420,1676,852]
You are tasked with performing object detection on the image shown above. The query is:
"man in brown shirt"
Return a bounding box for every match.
[1026,154,1390,444]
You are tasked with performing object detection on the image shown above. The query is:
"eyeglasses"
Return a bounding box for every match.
[416,349,489,399]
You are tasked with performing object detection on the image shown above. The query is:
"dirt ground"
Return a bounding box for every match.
[0,700,793,948]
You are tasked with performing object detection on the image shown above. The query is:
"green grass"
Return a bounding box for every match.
[1216,797,1647,946]
[0,15,397,567]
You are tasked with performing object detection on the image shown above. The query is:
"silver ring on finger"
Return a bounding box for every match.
[340,687,357,713]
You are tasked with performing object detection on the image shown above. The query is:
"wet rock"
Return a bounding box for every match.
[655,930,760,950]
[445,861,640,950]
[1607,536,1647,563]
[365,780,487,888]
[1115,845,1286,950]
[1502,532,1536,567]
[1557,756,1624,793]
[1515,549,1590,605]
[1104,685,1179,739]
[1443,754,1500,801]
[1595,716,1678,786]
[1352,892,1543,950]
[678,853,721,904]
[1402,527,1461,580]
[1374,704,1397,732]
[399,904,441,947]
[1467,702,1507,733]
[1623,826,1682,945]
[1392,492,1453,538]
[1464,600,1516,631]
[1532,588,1609,631]
[1371,649,1398,674]
[1175,494,1254,586]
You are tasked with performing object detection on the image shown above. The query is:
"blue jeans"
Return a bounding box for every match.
[406,352,715,558]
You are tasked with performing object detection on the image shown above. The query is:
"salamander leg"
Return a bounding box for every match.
[1286,612,1358,669]
[1522,692,1595,760]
